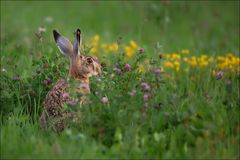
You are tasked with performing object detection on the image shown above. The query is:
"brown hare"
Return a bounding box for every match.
[40,29,101,132]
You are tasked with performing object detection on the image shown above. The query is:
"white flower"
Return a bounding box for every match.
[101,96,108,104]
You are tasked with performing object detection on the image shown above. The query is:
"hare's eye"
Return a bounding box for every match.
[87,57,93,64]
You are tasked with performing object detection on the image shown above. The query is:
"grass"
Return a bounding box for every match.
[1,1,239,159]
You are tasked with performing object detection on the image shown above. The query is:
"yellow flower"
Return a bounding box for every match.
[90,47,97,54]
[208,57,214,62]
[166,54,171,59]
[199,61,208,67]
[108,45,114,52]
[217,56,226,62]
[130,40,137,49]
[181,49,190,54]
[183,57,188,62]
[101,43,107,49]
[93,35,100,43]
[112,43,118,51]
[92,35,100,47]
[164,61,174,68]
[138,64,146,73]
[170,53,181,60]
[226,52,234,58]
[176,66,180,72]
[125,46,134,57]
[173,61,180,67]
[188,56,197,66]
[160,67,164,72]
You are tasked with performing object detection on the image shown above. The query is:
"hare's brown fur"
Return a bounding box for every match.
[40,29,101,132]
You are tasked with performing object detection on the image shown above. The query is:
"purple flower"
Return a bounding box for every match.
[124,64,131,72]
[43,78,52,86]
[143,94,149,102]
[154,69,161,75]
[93,56,99,62]
[101,96,109,104]
[139,48,144,53]
[140,82,151,91]
[115,63,120,68]
[216,71,224,80]
[114,68,123,75]
[47,78,53,84]
[128,90,137,96]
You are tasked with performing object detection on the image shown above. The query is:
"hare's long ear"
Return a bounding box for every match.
[73,29,81,57]
[53,30,73,57]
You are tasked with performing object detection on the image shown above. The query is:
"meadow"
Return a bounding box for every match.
[1,1,239,159]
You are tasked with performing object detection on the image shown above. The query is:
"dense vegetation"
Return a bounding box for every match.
[1,1,239,159]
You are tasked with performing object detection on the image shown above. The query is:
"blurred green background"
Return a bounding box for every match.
[1,1,239,54]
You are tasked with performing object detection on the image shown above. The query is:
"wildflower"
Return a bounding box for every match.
[124,64,131,71]
[42,78,52,86]
[189,56,197,66]
[141,82,151,92]
[143,94,149,102]
[113,67,123,74]
[164,62,174,68]
[199,61,208,67]
[138,64,146,73]
[93,56,99,62]
[107,45,114,52]
[139,48,144,53]
[93,35,100,43]
[128,90,137,96]
[154,68,161,75]
[130,40,137,49]
[125,46,134,57]
[101,96,108,104]
[173,61,180,67]
[101,43,107,49]
[181,49,190,54]
[38,26,46,33]
[115,63,120,68]
[183,57,188,62]
[90,47,97,54]
[43,79,49,86]
[176,66,180,72]
[1,68,6,72]
[216,71,224,80]
[112,43,118,51]
[171,53,181,60]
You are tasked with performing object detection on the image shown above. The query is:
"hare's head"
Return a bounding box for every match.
[53,29,101,82]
